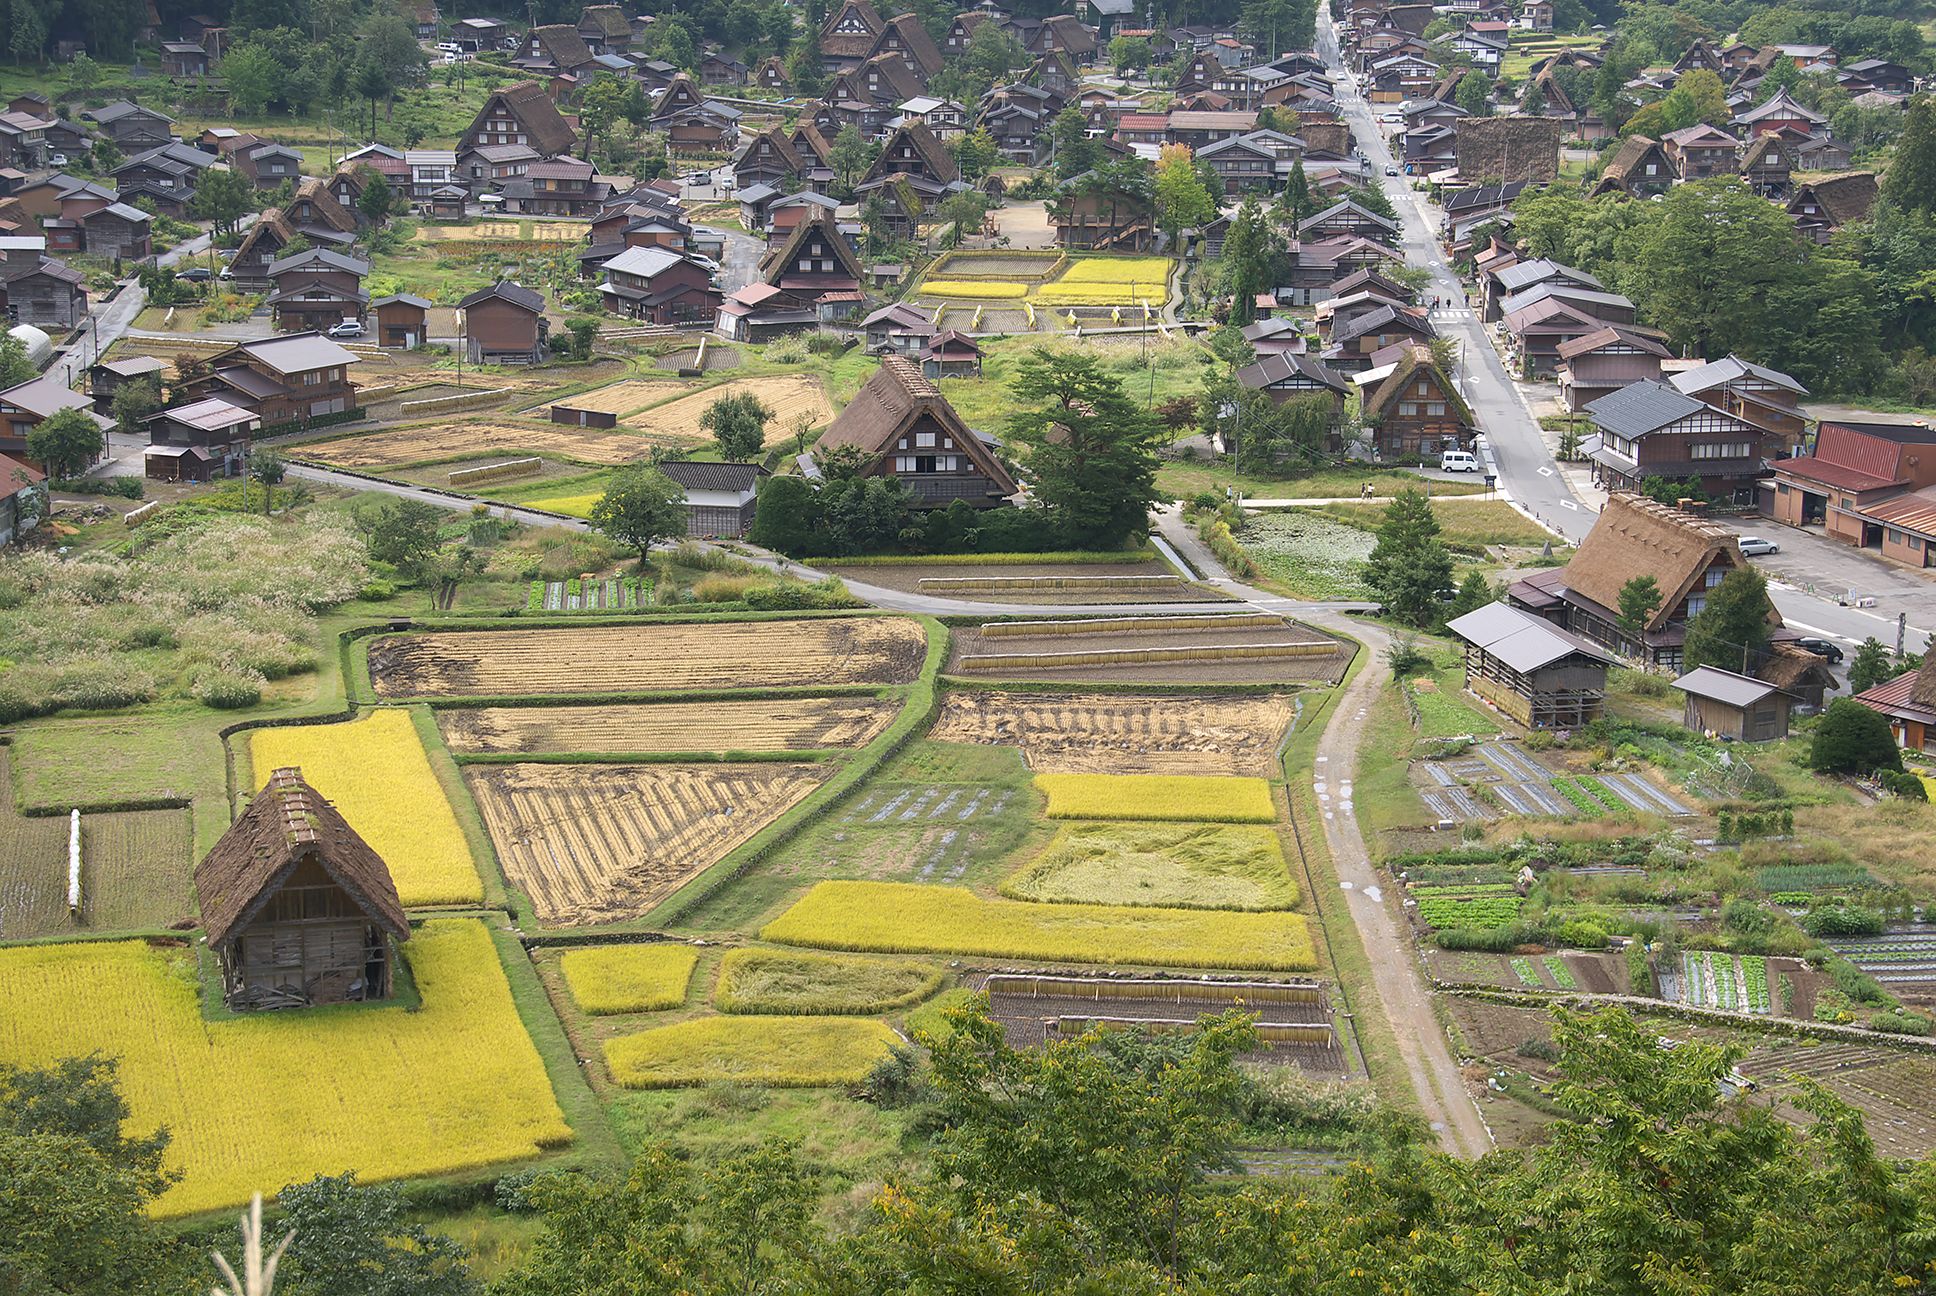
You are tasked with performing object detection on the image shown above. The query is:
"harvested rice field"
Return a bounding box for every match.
[619,376,833,442]
[604,1015,898,1088]
[828,560,1224,605]
[929,691,1297,776]
[300,419,657,469]
[467,762,832,926]
[541,378,690,416]
[369,617,929,698]
[439,696,903,754]
[414,220,585,241]
[945,618,1350,684]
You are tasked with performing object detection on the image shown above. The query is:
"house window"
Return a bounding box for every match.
[1398,401,1418,415]
[915,431,936,447]
[1426,402,1446,416]
[1685,595,1706,616]
[1705,568,1725,589]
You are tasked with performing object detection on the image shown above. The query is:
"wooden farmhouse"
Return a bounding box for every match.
[808,356,1017,508]
[1856,655,1936,753]
[195,767,409,1011]
[1447,599,1615,730]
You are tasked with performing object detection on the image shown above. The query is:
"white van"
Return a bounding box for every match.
[1440,449,1479,473]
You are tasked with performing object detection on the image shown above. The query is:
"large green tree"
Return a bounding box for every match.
[1680,564,1774,674]
[1008,347,1166,549]
[699,390,774,461]
[1810,697,1903,774]
[1885,95,1936,216]
[589,464,687,564]
[1366,487,1454,627]
[1154,144,1217,246]
[276,1173,475,1296]
[1847,636,1897,693]
[27,408,105,480]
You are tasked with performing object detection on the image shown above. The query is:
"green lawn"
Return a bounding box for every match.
[1313,499,1558,548]
[935,335,1215,438]
[1158,461,1485,501]
[1404,645,1497,740]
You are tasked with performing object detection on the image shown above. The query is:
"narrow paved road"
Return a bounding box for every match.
[1314,3,1918,650]
[52,218,253,387]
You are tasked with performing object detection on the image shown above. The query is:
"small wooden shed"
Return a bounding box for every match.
[1674,666,1793,742]
[194,767,410,1011]
[373,293,431,349]
[921,328,983,378]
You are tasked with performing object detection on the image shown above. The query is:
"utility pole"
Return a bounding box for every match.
[1899,610,1908,660]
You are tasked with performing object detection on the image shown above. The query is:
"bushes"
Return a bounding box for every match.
[1803,904,1885,937]
[1880,769,1928,800]
[192,667,263,709]
[52,476,142,499]
[1810,698,1902,774]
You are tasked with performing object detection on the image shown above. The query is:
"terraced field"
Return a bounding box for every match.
[301,419,658,468]
[439,697,901,754]
[370,618,929,697]
[468,762,831,926]
[930,691,1297,776]
[619,376,833,443]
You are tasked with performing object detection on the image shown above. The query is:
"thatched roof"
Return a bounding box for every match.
[863,120,957,186]
[1790,171,1878,227]
[759,210,866,286]
[1739,133,1792,171]
[466,81,577,157]
[1596,134,1665,188]
[196,767,408,947]
[1361,344,1472,425]
[290,177,358,233]
[817,356,1018,494]
[528,23,594,70]
[1562,491,1746,633]
[1454,115,1561,183]
[868,13,943,77]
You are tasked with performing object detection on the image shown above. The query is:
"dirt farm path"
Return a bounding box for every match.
[1299,610,1493,1159]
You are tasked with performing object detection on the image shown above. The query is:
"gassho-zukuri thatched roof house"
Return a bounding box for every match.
[195,766,409,1011]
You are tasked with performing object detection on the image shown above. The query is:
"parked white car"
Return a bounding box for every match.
[1440,449,1480,473]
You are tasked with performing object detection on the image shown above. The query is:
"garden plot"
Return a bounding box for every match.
[928,691,1297,776]
[1415,742,1693,823]
[1671,950,1776,1013]
[301,419,658,469]
[945,617,1350,685]
[1826,933,1936,987]
[824,782,1021,882]
[440,696,901,755]
[467,762,831,926]
[370,617,928,697]
[1736,1043,1936,1158]
[978,972,1347,1074]
[0,755,191,940]
[619,376,833,443]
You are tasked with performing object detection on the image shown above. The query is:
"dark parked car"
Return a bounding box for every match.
[1795,636,1844,664]
[175,266,212,282]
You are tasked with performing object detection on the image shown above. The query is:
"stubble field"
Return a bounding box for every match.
[438,696,902,755]
[370,618,929,698]
[929,691,1298,776]
[467,762,831,926]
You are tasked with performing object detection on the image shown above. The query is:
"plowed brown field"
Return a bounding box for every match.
[371,618,928,698]
[929,691,1298,776]
[619,376,833,441]
[439,696,901,754]
[303,419,656,468]
[468,762,830,925]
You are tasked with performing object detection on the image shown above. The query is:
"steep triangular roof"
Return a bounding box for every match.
[758,210,867,285]
[1561,491,1749,632]
[528,23,594,70]
[791,121,833,167]
[196,767,409,947]
[1361,344,1472,424]
[862,120,958,186]
[1740,133,1793,170]
[866,12,943,78]
[288,176,359,233]
[816,356,1018,494]
[735,125,804,176]
[463,81,578,157]
[1788,171,1878,226]
[652,74,710,120]
[820,0,885,58]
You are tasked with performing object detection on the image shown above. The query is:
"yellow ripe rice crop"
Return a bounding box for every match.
[1055,257,1175,284]
[604,1015,898,1088]
[559,943,699,1014]
[715,948,944,1015]
[521,492,600,519]
[0,920,571,1217]
[1034,285,1147,306]
[1034,773,1277,824]
[762,880,1316,971]
[920,280,1029,299]
[251,710,481,906]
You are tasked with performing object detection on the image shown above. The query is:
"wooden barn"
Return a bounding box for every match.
[1447,600,1616,730]
[1675,666,1794,742]
[195,766,409,1011]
